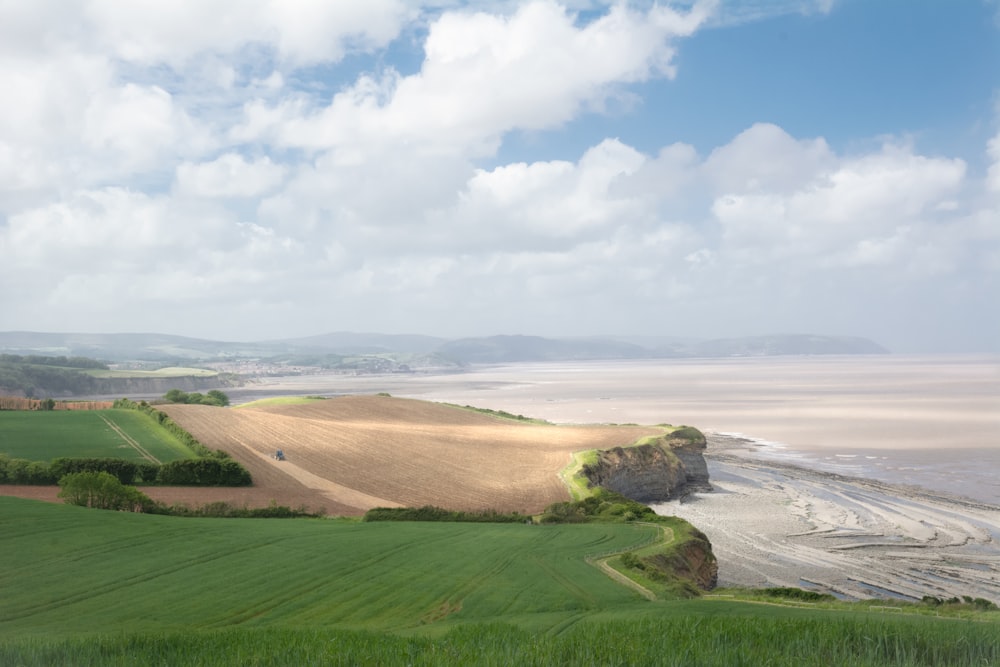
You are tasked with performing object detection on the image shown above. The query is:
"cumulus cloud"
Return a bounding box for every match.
[175,154,287,198]
[987,131,1000,193]
[0,1,996,351]
[235,1,714,156]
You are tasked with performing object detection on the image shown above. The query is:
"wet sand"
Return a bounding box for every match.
[652,434,1000,601]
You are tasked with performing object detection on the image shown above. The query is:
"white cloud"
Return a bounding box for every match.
[987,131,1000,193]
[83,0,410,67]
[236,1,714,156]
[0,1,996,351]
[175,154,287,198]
[710,138,967,268]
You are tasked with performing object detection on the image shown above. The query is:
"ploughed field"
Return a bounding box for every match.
[161,395,660,515]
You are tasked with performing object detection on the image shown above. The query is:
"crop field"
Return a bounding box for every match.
[1,497,997,667]
[0,497,655,635]
[0,409,195,463]
[161,395,662,514]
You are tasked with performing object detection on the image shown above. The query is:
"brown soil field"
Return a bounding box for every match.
[154,395,659,515]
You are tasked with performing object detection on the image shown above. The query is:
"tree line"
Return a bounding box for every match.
[0,455,251,487]
[56,471,320,517]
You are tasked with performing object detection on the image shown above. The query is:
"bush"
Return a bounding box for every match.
[541,489,660,524]
[363,506,526,523]
[161,500,322,518]
[762,587,835,602]
[0,455,58,484]
[58,471,154,512]
[135,461,160,483]
[668,426,706,444]
[620,551,643,570]
[161,389,230,407]
[156,458,252,486]
[50,458,140,485]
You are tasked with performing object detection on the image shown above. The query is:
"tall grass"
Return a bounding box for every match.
[1,497,996,666]
[2,615,997,666]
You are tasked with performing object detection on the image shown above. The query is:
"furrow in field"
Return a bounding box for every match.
[161,397,658,514]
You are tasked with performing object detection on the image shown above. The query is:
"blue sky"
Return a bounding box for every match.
[0,0,998,352]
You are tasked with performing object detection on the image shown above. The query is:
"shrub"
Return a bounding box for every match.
[58,471,154,512]
[0,456,58,484]
[620,551,643,570]
[363,506,526,523]
[762,587,835,602]
[156,458,252,486]
[161,389,230,407]
[669,426,706,444]
[50,458,139,485]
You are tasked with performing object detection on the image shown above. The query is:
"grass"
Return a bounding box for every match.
[234,396,329,409]
[4,615,999,667]
[0,497,655,636]
[0,497,997,665]
[84,366,218,378]
[0,410,195,462]
[448,403,552,424]
[560,449,600,500]
[558,427,677,501]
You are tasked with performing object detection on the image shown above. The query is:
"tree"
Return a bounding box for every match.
[206,390,230,407]
[163,389,188,403]
[58,471,153,512]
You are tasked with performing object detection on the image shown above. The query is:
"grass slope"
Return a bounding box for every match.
[1,497,997,666]
[0,409,195,462]
[0,497,652,636]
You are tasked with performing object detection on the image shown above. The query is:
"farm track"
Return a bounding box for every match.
[587,525,674,602]
[99,415,160,464]
[160,396,660,515]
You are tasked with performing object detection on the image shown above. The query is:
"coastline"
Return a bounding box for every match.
[652,433,1000,602]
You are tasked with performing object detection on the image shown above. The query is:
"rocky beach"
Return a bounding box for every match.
[653,433,1000,601]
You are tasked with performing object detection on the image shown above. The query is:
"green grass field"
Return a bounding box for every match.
[1,497,997,666]
[0,410,195,463]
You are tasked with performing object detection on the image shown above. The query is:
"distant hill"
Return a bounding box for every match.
[687,335,888,357]
[0,330,889,367]
[436,334,887,363]
[436,335,650,363]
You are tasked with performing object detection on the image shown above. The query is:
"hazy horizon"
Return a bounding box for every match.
[1,2,998,353]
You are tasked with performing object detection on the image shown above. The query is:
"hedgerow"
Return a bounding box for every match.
[363,505,527,523]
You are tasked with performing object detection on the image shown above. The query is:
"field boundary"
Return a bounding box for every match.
[99,415,161,464]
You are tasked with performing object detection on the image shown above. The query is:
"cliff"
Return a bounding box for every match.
[582,428,711,502]
[645,525,718,592]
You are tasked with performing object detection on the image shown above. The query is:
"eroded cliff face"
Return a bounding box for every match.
[646,526,719,591]
[582,431,711,502]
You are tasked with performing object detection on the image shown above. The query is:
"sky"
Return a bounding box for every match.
[1,0,998,352]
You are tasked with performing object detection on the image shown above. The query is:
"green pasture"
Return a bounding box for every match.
[0,410,194,462]
[84,366,218,378]
[0,498,997,666]
[0,497,652,636]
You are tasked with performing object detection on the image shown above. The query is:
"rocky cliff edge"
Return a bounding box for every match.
[581,428,711,503]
